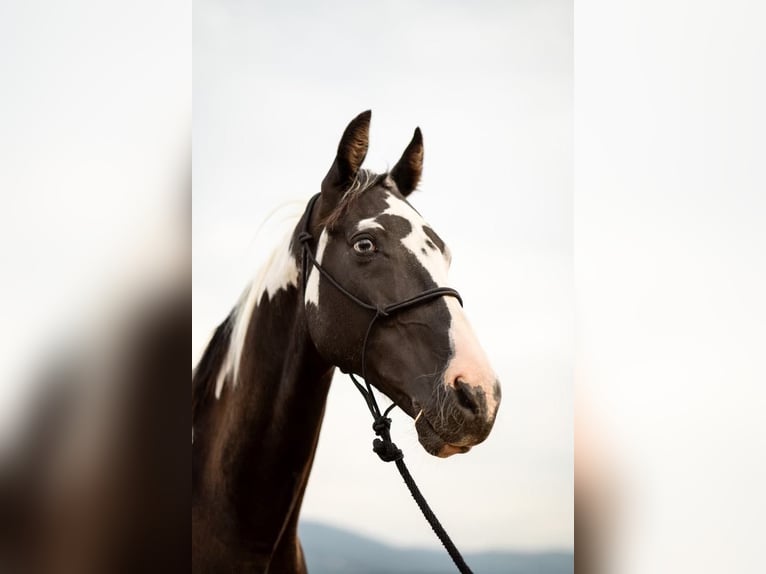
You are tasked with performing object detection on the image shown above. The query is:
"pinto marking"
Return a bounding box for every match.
[214,232,299,399]
[382,193,499,415]
[356,217,384,232]
[304,229,328,307]
[382,192,449,283]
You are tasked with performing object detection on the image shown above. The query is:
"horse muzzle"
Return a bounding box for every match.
[414,377,501,458]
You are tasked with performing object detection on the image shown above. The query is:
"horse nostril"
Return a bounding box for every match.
[453,379,480,417]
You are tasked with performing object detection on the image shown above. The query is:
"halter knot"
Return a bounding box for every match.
[297,231,313,244]
[372,437,403,463]
[372,416,391,435]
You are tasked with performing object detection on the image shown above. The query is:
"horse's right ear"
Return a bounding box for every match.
[320,110,371,218]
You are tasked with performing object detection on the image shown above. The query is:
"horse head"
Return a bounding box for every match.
[302,111,501,458]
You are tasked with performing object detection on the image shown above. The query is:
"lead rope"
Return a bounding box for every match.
[298,193,474,574]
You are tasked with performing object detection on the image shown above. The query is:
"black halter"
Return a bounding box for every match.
[297,192,473,574]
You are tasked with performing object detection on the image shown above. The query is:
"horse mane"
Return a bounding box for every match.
[192,313,233,424]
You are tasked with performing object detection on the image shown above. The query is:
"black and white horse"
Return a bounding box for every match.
[192,111,501,573]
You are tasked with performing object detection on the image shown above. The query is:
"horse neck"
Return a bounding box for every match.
[193,237,334,553]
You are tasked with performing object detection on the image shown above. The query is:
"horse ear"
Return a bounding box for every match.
[320,110,371,215]
[390,127,423,197]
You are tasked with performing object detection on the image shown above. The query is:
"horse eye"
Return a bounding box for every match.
[353,238,375,254]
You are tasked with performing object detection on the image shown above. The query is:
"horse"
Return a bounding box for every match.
[191,110,501,573]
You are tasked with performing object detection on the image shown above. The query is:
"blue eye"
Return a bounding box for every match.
[353,238,375,254]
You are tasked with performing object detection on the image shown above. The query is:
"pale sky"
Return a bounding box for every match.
[193,0,572,551]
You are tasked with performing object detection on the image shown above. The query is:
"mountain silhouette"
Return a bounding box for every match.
[298,520,573,574]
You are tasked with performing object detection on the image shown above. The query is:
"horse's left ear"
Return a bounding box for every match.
[391,127,424,197]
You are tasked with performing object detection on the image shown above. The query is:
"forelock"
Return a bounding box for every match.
[321,170,393,231]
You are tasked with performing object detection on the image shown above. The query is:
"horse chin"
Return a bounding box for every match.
[414,413,472,458]
[435,443,472,458]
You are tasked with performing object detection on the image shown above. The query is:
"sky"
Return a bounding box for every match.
[193,0,572,551]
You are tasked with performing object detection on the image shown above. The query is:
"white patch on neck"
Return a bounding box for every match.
[304,229,328,307]
[382,193,499,416]
[214,232,299,399]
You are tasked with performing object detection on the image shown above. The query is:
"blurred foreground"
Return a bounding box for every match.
[0,250,189,573]
[0,3,190,572]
